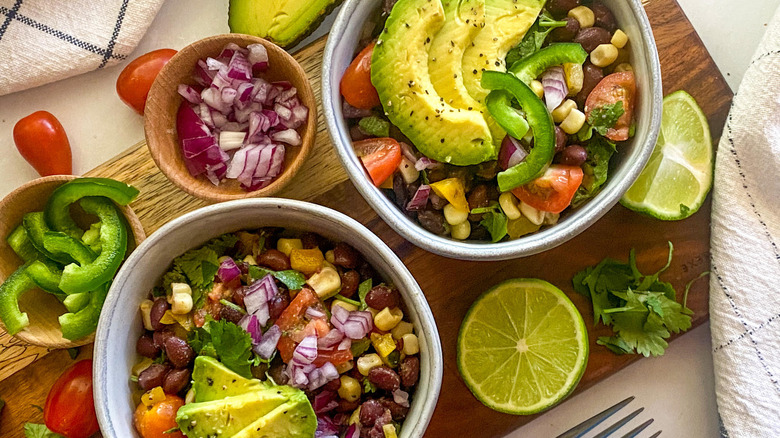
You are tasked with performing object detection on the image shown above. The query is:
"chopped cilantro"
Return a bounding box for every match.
[248,265,306,290]
[351,338,372,357]
[189,320,255,378]
[358,116,390,138]
[24,424,65,438]
[358,279,373,311]
[506,11,567,65]
[588,101,625,136]
[571,135,616,207]
[480,211,508,243]
[362,378,377,394]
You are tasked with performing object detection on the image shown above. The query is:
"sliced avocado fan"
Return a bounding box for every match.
[228,0,342,48]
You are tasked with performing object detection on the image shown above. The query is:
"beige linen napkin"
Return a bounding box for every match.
[710,5,780,438]
[0,0,165,96]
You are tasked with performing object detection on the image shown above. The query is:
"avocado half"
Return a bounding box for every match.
[229,0,343,48]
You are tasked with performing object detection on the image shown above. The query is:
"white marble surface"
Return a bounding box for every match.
[0,0,777,436]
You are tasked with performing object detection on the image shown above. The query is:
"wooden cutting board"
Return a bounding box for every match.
[0,0,732,435]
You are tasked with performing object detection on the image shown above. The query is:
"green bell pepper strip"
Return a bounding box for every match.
[23,212,76,265]
[509,43,588,84]
[44,178,139,239]
[481,71,557,192]
[485,91,531,140]
[0,264,36,335]
[26,260,65,295]
[81,222,103,253]
[42,231,97,268]
[59,197,127,295]
[63,292,91,313]
[59,282,109,341]
[7,226,39,262]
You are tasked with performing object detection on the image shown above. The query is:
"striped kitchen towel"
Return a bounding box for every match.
[710,4,780,438]
[0,0,165,96]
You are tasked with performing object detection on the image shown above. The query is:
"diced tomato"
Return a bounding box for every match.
[314,348,353,367]
[585,71,636,142]
[353,138,402,186]
[340,42,380,110]
[277,336,297,363]
[512,165,584,214]
[276,288,319,331]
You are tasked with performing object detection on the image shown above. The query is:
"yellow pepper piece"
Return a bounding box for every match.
[159,310,177,325]
[290,248,324,275]
[141,386,166,407]
[379,175,394,189]
[430,178,469,213]
[371,332,398,358]
[383,424,399,438]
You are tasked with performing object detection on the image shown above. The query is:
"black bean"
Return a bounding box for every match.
[378,397,410,421]
[392,173,409,209]
[365,285,401,310]
[368,410,393,438]
[340,270,361,298]
[555,126,569,153]
[577,62,605,107]
[150,298,169,330]
[417,210,449,236]
[549,17,581,43]
[574,27,613,53]
[138,364,169,391]
[468,185,491,222]
[269,289,291,320]
[163,368,191,395]
[164,336,194,368]
[257,249,291,271]
[399,356,420,388]
[152,329,173,350]
[558,145,589,166]
[547,0,580,17]
[136,334,160,358]
[368,366,401,391]
[350,125,372,141]
[591,1,618,32]
[300,232,321,249]
[220,304,244,325]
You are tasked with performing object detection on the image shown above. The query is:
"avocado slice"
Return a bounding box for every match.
[228,0,342,48]
[372,0,496,166]
[232,391,317,438]
[176,390,292,438]
[191,356,265,402]
[461,0,545,104]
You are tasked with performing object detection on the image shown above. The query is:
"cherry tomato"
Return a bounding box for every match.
[13,111,72,176]
[340,42,380,110]
[117,48,177,115]
[43,359,98,438]
[134,394,185,438]
[512,165,584,214]
[353,138,402,187]
[585,71,636,142]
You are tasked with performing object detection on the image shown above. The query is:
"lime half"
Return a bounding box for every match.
[621,90,713,220]
[457,279,589,415]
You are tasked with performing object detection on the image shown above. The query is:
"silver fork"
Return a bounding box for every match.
[555,396,661,438]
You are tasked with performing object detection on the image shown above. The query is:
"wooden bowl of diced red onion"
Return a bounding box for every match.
[144,34,316,203]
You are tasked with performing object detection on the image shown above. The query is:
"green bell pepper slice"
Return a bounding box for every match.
[509,43,588,84]
[59,282,110,341]
[0,264,36,335]
[42,231,97,267]
[485,91,531,140]
[26,260,65,295]
[481,71,556,192]
[7,226,39,262]
[59,197,127,295]
[63,292,91,313]
[23,212,76,265]
[45,178,139,239]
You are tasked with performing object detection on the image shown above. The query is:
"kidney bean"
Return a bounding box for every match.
[558,145,588,166]
[324,378,341,392]
[338,399,361,413]
[357,260,377,283]
[378,397,410,421]
[576,62,605,106]
[300,232,321,249]
[333,242,360,269]
[427,167,447,183]
[268,289,291,320]
[359,399,385,427]
[365,285,400,310]
[555,126,569,153]
[153,329,173,350]
[164,336,195,368]
[417,210,448,235]
[233,287,246,308]
[163,368,191,395]
[136,334,160,358]
[399,356,420,388]
[549,17,581,42]
[340,270,361,298]
[467,185,491,221]
[257,249,291,271]
[150,298,169,330]
[368,366,401,392]
[574,27,613,53]
[138,364,169,391]
[392,173,409,209]
[368,410,393,438]
[547,0,580,17]
[220,304,244,325]
[591,1,618,32]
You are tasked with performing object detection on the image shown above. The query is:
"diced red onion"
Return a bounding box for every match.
[202,87,231,114]
[337,337,352,351]
[293,335,318,364]
[308,362,339,392]
[243,288,269,327]
[406,185,430,211]
[178,84,202,104]
[306,307,326,320]
[399,142,419,164]
[313,391,339,414]
[392,389,410,408]
[219,131,246,151]
[542,66,568,113]
[217,258,241,283]
[206,57,227,71]
[342,100,372,119]
[227,51,252,82]
[177,104,211,140]
[331,307,373,340]
[415,157,442,171]
[246,274,278,302]
[239,314,262,344]
[271,128,301,146]
[317,328,345,349]
[273,80,293,90]
[247,44,269,72]
[194,60,215,86]
[345,424,359,438]
[499,135,529,170]
[254,324,281,359]
[234,82,254,109]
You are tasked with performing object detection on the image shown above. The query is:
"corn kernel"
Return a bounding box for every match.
[141,387,166,407]
[185,388,195,404]
[611,29,629,49]
[325,250,335,264]
[374,307,404,331]
[336,360,354,374]
[543,212,561,226]
[308,267,341,299]
[349,407,361,425]
[290,248,324,275]
[391,321,414,339]
[243,254,257,265]
[371,332,398,357]
[277,238,303,256]
[171,292,193,315]
[401,333,420,355]
[614,63,633,73]
[338,375,362,402]
[443,203,468,226]
[451,221,471,240]
[568,6,594,28]
[498,192,522,220]
[560,108,586,134]
[332,299,359,313]
[132,357,154,377]
[590,44,619,68]
[140,299,154,331]
[520,202,545,226]
[530,80,544,99]
[357,353,383,375]
[552,99,578,124]
[368,307,380,318]
[564,63,584,96]
[383,424,399,438]
[398,157,420,184]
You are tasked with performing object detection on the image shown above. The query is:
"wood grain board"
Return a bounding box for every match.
[0,0,733,436]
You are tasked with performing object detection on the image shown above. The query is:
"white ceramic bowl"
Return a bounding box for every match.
[322,0,662,261]
[93,198,443,438]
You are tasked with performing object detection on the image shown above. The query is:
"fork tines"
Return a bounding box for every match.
[555,396,661,438]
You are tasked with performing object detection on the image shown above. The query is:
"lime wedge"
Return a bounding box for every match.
[457,279,589,415]
[621,90,713,220]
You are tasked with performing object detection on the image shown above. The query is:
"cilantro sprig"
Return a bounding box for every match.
[506,11,568,66]
[189,319,256,378]
[471,202,508,243]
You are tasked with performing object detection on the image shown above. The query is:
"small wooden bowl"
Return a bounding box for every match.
[144,34,317,203]
[0,175,146,349]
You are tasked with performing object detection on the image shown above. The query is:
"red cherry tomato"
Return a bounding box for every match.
[585,71,636,142]
[134,394,185,438]
[116,48,177,115]
[13,111,72,176]
[353,138,402,187]
[512,165,584,214]
[340,42,381,110]
[43,359,99,438]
